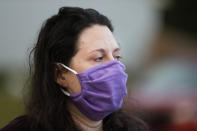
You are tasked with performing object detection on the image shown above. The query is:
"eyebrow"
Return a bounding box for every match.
[89,48,120,54]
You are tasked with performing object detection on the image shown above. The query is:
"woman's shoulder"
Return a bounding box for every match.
[0,115,29,131]
[0,115,41,131]
[104,110,150,131]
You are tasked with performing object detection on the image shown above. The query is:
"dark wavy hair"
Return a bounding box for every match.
[26,7,148,131]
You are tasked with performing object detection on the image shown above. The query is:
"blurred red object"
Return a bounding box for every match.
[167,121,197,131]
[128,88,197,112]
[126,88,197,131]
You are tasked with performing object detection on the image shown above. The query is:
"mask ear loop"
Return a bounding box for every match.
[60,88,71,96]
[60,63,78,74]
[57,63,78,96]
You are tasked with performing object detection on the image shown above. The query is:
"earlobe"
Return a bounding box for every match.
[54,64,68,87]
[56,71,68,86]
[56,76,65,87]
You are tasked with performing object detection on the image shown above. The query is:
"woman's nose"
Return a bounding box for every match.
[106,54,115,62]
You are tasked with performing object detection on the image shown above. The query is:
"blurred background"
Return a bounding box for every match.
[0,0,196,130]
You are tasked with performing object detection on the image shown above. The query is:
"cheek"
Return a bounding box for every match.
[72,59,93,73]
[70,51,97,73]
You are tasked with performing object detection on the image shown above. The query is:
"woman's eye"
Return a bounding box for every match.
[95,57,104,62]
[115,56,122,61]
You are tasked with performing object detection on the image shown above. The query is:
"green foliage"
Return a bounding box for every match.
[0,91,24,128]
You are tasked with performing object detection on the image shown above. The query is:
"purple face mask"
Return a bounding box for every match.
[60,60,128,121]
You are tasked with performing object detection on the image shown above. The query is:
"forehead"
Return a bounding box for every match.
[77,25,119,52]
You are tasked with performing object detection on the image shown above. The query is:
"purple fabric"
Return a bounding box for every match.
[70,60,128,121]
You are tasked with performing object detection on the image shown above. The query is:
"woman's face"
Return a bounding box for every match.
[57,24,121,94]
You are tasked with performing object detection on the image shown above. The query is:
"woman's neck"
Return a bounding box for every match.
[68,101,103,131]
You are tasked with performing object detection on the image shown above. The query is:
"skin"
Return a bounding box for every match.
[55,24,122,125]
[56,24,121,95]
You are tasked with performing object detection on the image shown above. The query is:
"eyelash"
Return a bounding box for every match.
[95,57,104,62]
[95,56,122,62]
[115,56,122,60]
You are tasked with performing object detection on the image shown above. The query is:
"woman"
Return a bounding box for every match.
[1,7,149,131]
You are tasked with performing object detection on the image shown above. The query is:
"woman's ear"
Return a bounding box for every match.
[54,63,81,94]
[54,63,68,87]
